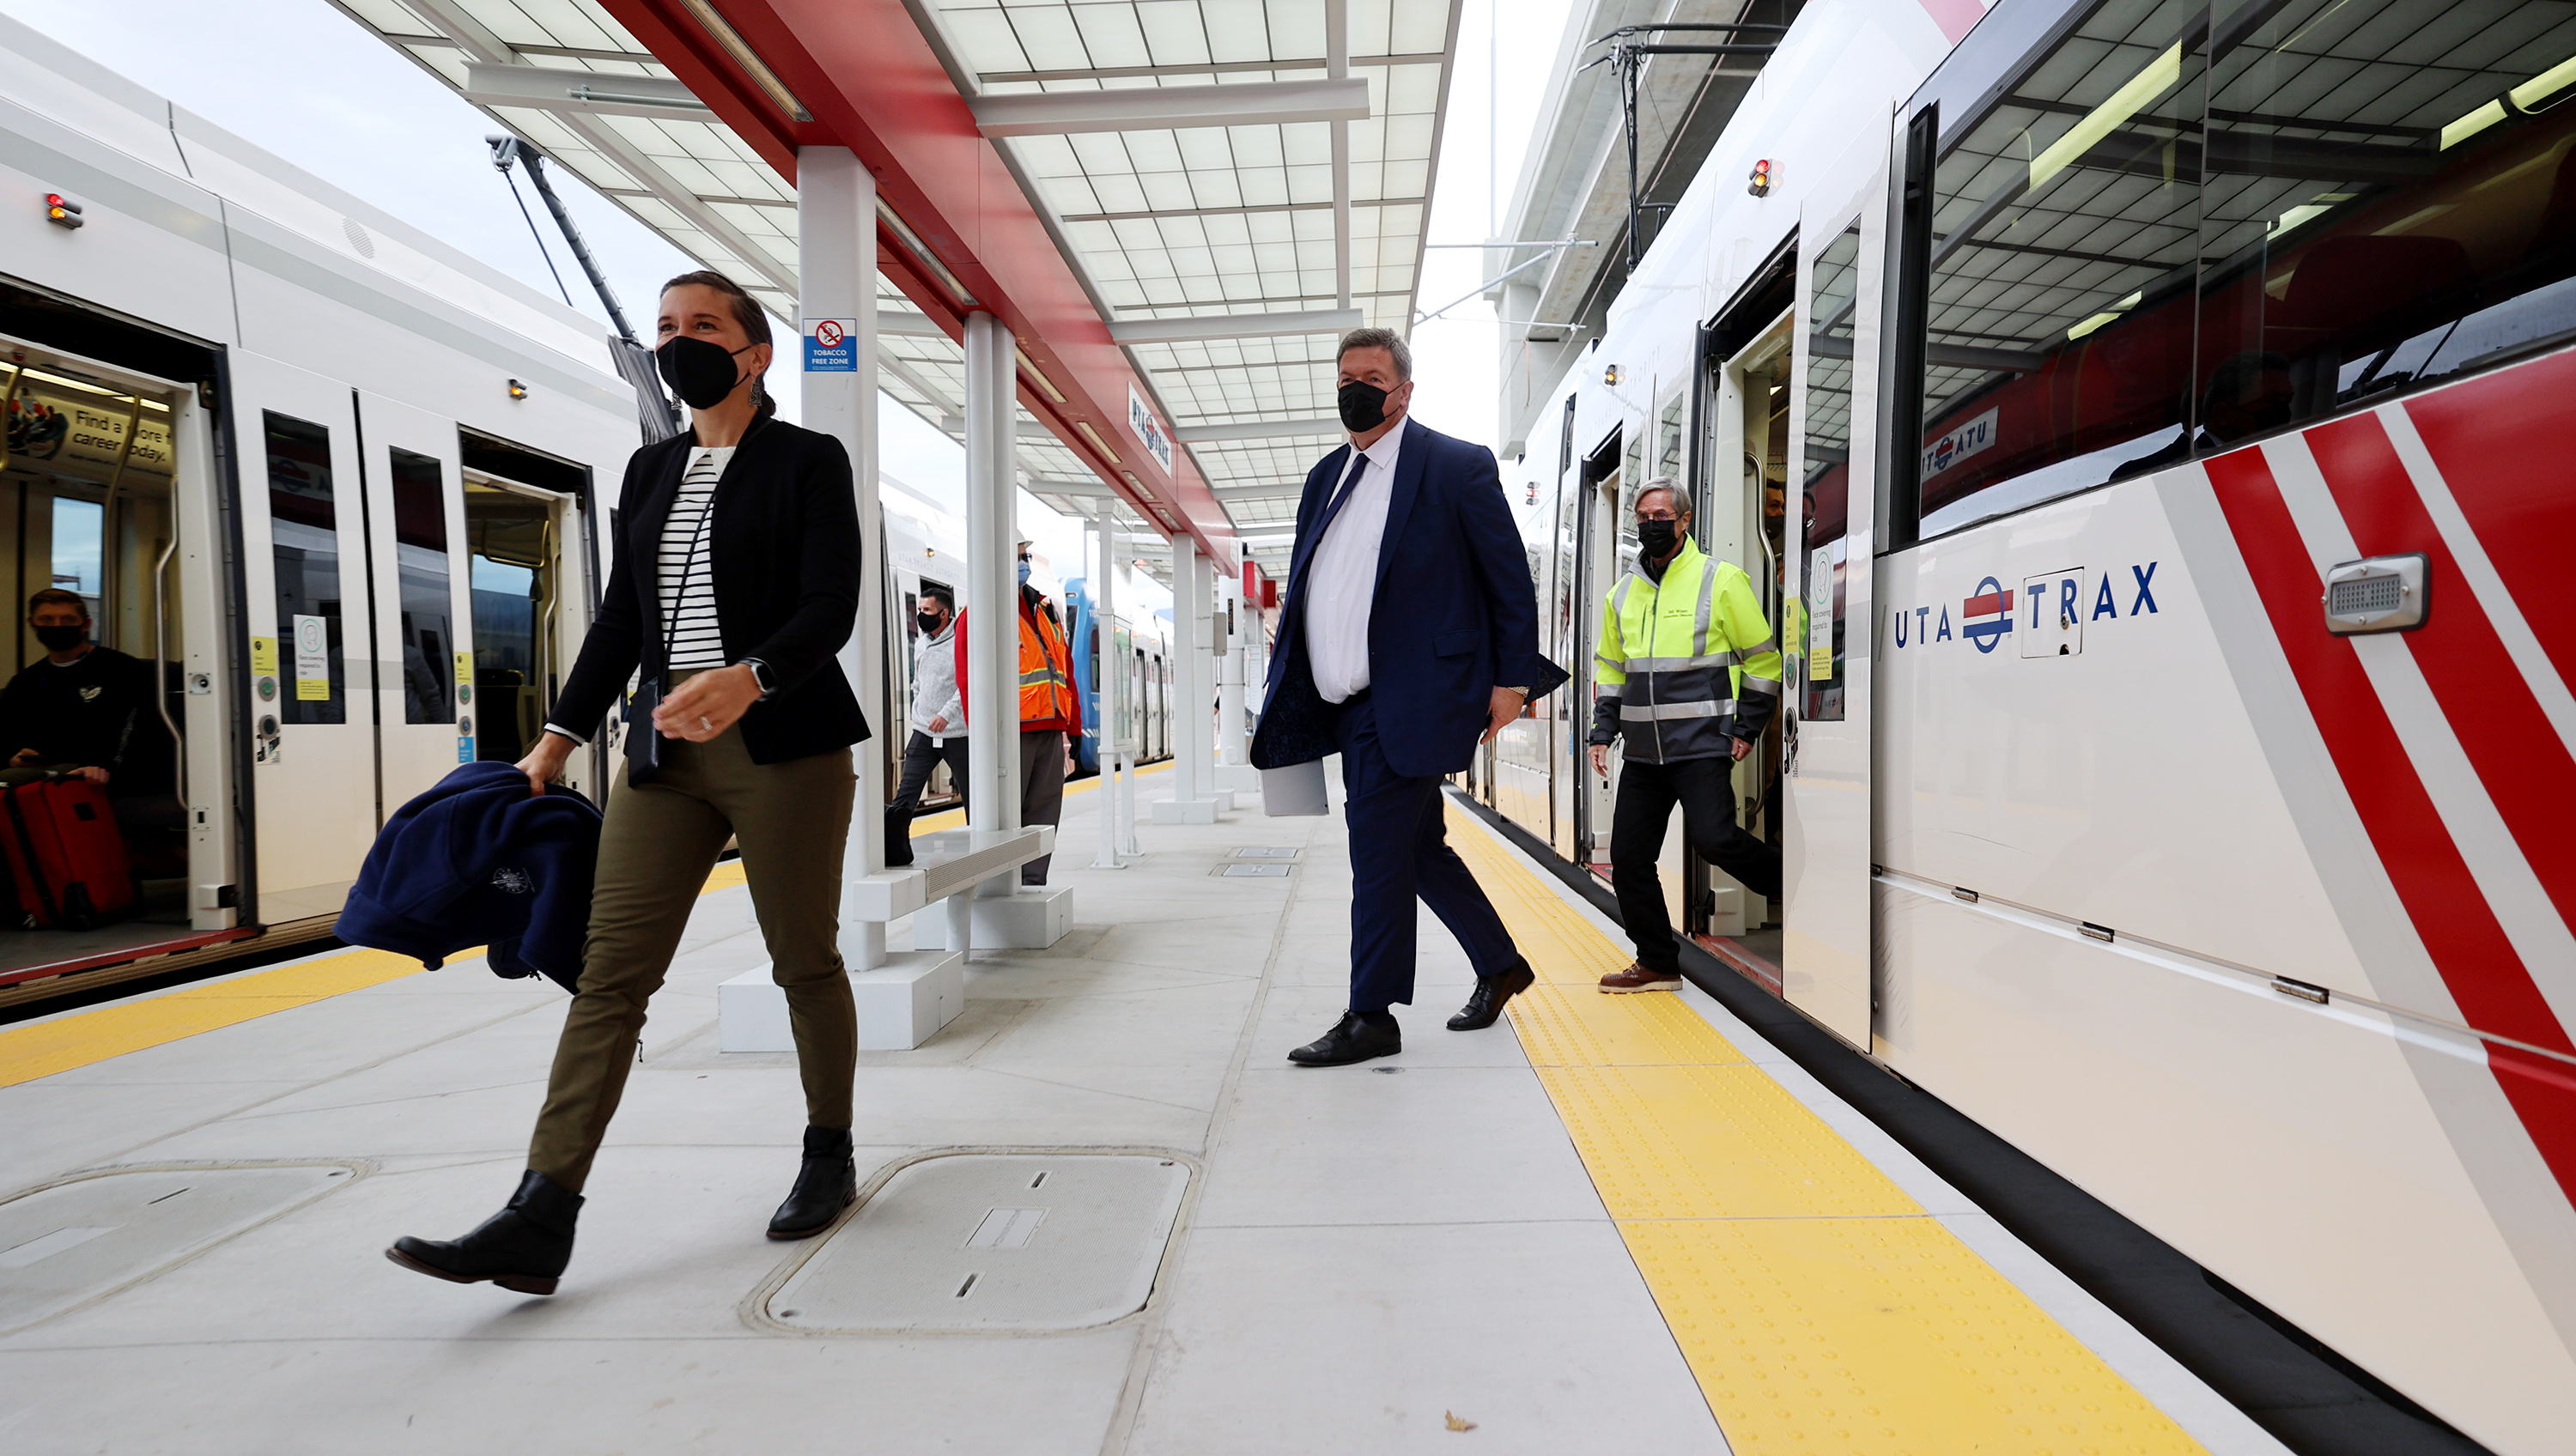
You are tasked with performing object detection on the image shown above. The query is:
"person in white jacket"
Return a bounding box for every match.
[883,585,965,867]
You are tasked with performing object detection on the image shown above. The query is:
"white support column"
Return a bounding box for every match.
[1215,552,1259,793]
[1090,515,1127,870]
[1154,535,1220,823]
[964,312,1017,843]
[722,147,968,1053]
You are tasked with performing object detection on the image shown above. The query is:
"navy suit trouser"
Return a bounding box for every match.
[1334,692,1521,1014]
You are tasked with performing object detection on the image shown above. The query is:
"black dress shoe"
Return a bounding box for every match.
[769,1125,858,1239]
[1448,956,1536,1031]
[386,1169,580,1295]
[1287,1010,1401,1066]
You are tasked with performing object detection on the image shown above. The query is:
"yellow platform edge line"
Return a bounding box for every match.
[1443,802,2211,1456]
[3,759,1174,1088]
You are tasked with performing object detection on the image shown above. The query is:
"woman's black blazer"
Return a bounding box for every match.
[548,414,870,765]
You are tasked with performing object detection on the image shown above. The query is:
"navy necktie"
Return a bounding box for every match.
[1308,447,1371,549]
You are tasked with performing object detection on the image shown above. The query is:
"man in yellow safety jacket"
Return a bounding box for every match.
[1587,477,1783,992]
[957,540,1082,884]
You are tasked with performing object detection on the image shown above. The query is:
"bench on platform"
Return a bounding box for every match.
[718,825,1066,1053]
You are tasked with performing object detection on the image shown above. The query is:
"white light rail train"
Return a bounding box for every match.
[0,17,1169,1010]
[1472,2,2576,1450]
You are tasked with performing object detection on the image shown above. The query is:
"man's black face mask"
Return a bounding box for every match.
[1337,379,1390,433]
[1637,519,1681,558]
[916,611,944,636]
[657,335,755,410]
[33,624,83,652]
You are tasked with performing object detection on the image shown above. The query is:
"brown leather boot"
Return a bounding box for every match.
[1597,963,1684,993]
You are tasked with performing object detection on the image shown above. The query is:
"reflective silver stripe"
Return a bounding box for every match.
[1692,561,1718,658]
[1625,652,1737,671]
[1595,652,1626,670]
[1740,636,1777,658]
[1619,698,1740,722]
[1741,674,1782,697]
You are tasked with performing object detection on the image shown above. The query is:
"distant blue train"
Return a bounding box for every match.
[1061,578,1174,774]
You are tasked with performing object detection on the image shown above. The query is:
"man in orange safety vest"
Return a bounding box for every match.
[955,540,1081,884]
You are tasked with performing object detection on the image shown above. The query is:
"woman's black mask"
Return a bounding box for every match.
[1337,379,1390,433]
[657,335,755,410]
[1637,518,1681,558]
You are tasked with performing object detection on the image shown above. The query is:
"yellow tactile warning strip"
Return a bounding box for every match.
[1,759,1179,1089]
[1444,803,2210,1456]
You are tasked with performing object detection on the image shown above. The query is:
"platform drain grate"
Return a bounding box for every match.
[767,1153,1188,1332]
[1216,864,1292,877]
[0,1164,355,1336]
[1232,847,1300,858]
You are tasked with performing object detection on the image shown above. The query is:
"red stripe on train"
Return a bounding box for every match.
[1963,591,2012,616]
[2207,446,2576,1210]
[2307,413,2576,956]
[2403,350,2576,691]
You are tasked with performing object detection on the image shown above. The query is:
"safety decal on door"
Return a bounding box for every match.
[250,635,280,704]
[292,614,330,700]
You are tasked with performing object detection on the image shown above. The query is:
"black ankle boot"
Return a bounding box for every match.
[769,1125,857,1240]
[386,1170,581,1295]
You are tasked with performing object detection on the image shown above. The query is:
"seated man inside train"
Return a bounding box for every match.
[883,585,964,869]
[0,588,179,832]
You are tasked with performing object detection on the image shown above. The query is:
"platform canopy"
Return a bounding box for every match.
[331,0,1461,579]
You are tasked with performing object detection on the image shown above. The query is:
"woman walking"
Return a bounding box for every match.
[388,270,869,1294]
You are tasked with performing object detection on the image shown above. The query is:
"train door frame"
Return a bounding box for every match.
[459,464,592,799]
[0,330,243,936]
[229,352,380,925]
[1778,149,1891,1050]
[1574,428,1624,873]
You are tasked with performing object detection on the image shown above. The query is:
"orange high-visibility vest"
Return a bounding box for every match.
[954,592,1083,733]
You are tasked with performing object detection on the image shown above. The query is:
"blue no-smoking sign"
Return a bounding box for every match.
[804,316,857,372]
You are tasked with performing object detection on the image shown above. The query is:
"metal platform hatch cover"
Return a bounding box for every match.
[0,1164,358,1336]
[768,1153,1189,1332]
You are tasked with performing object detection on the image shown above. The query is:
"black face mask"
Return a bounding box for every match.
[1637,519,1681,558]
[33,625,83,652]
[1337,379,1390,433]
[657,335,756,410]
[916,612,945,637]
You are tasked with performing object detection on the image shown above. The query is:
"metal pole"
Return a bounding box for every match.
[1328,0,1352,310]
[801,147,885,971]
[1091,516,1126,870]
[1622,46,1642,272]
[520,149,643,347]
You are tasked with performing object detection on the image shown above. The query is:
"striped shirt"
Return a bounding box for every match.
[659,446,732,670]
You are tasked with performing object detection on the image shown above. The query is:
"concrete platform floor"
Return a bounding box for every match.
[0,771,2277,1455]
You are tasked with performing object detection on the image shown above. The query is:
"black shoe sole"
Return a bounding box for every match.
[1286,1041,1401,1066]
[766,1187,857,1241]
[384,1244,558,1295]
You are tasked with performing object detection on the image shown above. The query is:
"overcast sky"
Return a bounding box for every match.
[2,0,1577,567]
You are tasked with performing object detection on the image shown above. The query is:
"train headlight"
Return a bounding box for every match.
[45,192,83,229]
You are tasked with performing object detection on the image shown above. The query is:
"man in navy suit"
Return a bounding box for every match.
[1250,329,1568,1065]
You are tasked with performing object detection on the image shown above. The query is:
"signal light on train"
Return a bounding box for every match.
[1747,160,1773,197]
[1603,364,1620,386]
[45,192,83,229]
[507,379,529,400]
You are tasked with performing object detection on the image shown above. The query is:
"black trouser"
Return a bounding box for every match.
[1610,754,1781,972]
[883,731,968,868]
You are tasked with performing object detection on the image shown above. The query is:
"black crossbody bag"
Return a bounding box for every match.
[624,463,718,786]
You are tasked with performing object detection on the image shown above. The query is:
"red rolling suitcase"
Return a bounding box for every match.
[2,776,136,930]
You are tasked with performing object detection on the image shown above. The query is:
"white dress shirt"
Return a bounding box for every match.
[1302,424,1404,704]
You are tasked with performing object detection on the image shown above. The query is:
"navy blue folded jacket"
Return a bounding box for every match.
[336,761,603,992]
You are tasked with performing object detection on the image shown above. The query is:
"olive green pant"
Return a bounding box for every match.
[527,722,857,1192]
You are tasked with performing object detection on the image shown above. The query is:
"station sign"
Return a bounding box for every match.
[1128,385,1174,474]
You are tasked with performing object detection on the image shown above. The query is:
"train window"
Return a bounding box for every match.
[388,449,453,725]
[1911,0,2210,538]
[1656,394,1686,482]
[2197,1,2576,440]
[263,412,343,725]
[51,497,103,624]
[1799,222,1862,722]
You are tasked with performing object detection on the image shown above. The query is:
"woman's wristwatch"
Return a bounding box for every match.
[738,658,780,701]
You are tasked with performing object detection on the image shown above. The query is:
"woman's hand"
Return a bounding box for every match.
[516,733,575,798]
[653,664,762,743]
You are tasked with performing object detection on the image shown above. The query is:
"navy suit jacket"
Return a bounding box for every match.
[1250,416,1568,780]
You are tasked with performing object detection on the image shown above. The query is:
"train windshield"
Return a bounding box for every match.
[1908,0,2576,538]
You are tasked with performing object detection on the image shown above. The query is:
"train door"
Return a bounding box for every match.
[1778,169,1886,1048]
[1577,431,1625,875]
[1701,304,1795,944]
[354,394,469,810]
[233,353,378,924]
[0,335,237,974]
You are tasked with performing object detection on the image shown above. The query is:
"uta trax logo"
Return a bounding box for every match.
[1893,562,2160,657]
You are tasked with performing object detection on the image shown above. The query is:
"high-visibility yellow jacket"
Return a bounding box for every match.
[1589,537,1782,763]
